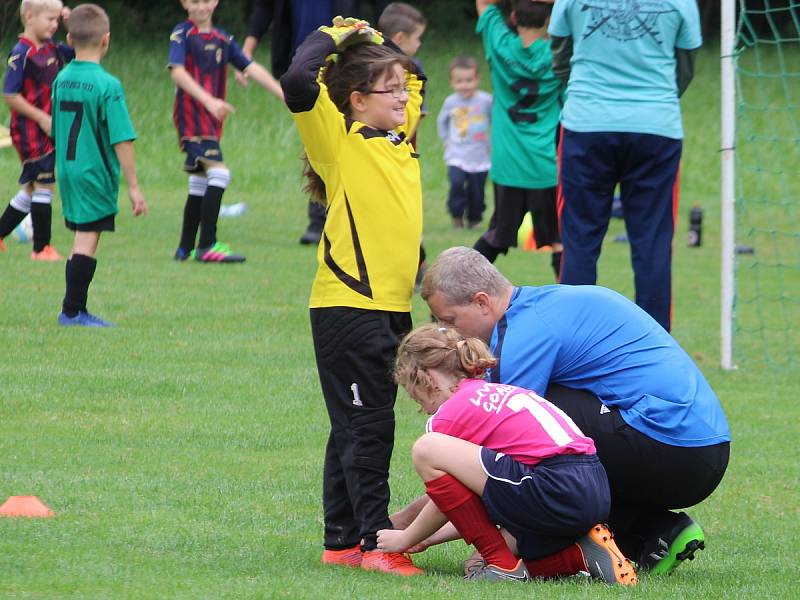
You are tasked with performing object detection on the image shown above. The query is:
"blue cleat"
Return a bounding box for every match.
[173,247,195,261]
[58,311,116,327]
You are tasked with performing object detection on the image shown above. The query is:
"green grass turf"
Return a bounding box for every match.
[1,30,799,599]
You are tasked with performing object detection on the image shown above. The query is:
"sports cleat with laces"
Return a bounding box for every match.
[321,545,362,568]
[464,558,530,583]
[58,311,116,327]
[361,550,423,576]
[31,245,63,261]
[576,524,638,586]
[638,512,705,575]
[195,241,245,263]
[0,237,6,251]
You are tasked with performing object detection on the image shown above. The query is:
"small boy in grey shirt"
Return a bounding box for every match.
[437,56,492,229]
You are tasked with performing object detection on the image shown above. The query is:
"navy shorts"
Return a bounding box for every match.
[65,214,115,232]
[482,184,559,250]
[19,152,56,185]
[480,449,610,559]
[181,138,224,173]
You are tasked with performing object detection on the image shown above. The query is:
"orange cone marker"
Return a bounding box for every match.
[0,496,55,517]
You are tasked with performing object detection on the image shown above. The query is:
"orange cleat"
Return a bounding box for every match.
[0,237,6,251]
[361,551,423,576]
[31,245,63,261]
[321,545,363,568]
[577,524,638,586]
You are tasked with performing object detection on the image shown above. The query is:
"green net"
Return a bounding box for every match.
[733,0,800,369]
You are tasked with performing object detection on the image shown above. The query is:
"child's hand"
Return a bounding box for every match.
[234,69,249,87]
[129,186,148,216]
[38,115,52,137]
[376,528,411,553]
[205,97,235,122]
[319,16,384,50]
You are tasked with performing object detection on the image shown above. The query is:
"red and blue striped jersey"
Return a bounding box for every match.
[168,20,252,142]
[3,37,73,161]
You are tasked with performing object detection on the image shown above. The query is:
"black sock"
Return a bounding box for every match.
[30,202,52,252]
[473,237,503,263]
[551,251,562,281]
[198,186,224,249]
[0,205,27,239]
[62,254,97,317]
[178,194,203,250]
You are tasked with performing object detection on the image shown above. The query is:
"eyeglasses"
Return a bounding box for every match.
[368,87,411,99]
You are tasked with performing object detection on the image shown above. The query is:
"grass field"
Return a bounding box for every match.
[1,26,799,599]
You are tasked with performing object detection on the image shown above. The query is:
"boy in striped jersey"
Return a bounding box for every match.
[168,0,283,263]
[0,0,73,260]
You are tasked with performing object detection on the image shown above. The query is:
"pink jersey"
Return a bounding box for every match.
[426,379,596,465]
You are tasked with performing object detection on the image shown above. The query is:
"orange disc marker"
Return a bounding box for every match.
[0,496,55,518]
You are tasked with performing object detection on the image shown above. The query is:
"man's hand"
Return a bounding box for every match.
[318,16,383,50]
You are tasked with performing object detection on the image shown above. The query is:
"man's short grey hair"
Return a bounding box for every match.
[420,247,511,304]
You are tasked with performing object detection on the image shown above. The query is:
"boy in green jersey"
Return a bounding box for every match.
[471,0,562,279]
[52,3,147,327]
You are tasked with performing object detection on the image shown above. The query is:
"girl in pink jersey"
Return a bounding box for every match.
[377,324,637,585]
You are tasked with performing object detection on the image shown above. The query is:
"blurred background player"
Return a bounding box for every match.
[0,0,73,260]
[52,3,147,327]
[376,2,428,286]
[281,17,425,575]
[471,0,562,280]
[169,0,283,264]
[437,56,491,230]
[378,324,637,585]
[549,0,702,331]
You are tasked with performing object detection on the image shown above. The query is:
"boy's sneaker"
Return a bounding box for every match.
[173,247,195,261]
[31,245,63,261]
[321,545,362,568]
[638,512,705,575]
[58,311,115,328]
[361,551,423,576]
[195,242,245,263]
[576,524,638,586]
[464,558,530,583]
[0,237,6,251]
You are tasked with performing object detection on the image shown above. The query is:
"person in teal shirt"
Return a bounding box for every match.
[472,0,563,280]
[548,0,702,331]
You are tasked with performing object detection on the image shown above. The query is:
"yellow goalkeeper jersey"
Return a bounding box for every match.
[282,32,425,312]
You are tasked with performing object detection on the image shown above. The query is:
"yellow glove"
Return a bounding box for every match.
[318,15,384,50]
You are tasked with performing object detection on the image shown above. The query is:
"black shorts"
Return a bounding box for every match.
[181,138,224,173]
[483,184,559,250]
[19,152,55,185]
[481,449,610,560]
[65,214,115,232]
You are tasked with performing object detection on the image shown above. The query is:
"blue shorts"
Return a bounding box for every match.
[19,152,55,185]
[181,138,224,173]
[480,449,610,559]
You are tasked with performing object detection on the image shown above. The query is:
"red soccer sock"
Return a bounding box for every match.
[424,473,517,570]
[524,543,586,579]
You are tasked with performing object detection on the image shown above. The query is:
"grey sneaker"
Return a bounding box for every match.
[576,524,638,586]
[464,558,530,582]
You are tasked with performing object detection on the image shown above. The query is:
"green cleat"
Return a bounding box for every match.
[639,512,705,575]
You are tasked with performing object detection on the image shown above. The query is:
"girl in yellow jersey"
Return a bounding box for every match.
[280,17,425,575]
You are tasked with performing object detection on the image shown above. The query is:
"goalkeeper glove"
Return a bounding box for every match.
[318,16,384,50]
